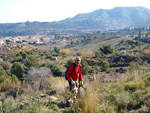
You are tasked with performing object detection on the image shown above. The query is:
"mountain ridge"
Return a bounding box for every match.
[0,6,150,36]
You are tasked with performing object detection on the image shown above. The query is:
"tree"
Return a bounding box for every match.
[11,62,23,79]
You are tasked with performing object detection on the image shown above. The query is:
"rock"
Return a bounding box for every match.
[49,96,58,101]
[40,94,46,97]
[66,99,73,107]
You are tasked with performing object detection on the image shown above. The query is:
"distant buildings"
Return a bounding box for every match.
[0,35,55,45]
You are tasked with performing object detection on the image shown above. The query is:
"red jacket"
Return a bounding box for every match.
[66,64,82,82]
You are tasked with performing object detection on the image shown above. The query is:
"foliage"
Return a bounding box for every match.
[1,61,12,70]
[80,50,93,57]
[59,49,70,56]
[95,51,101,58]
[20,51,27,59]
[11,74,19,84]
[129,61,138,71]
[70,41,75,45]
[11,62,23,79]
[76,52,82,56]
[42,63,62,76]
[101,61,110,71]
[65,59,74,68]
[49,102,59,112]
[81,59,90,75]
[100,44,114,55]
[0,65,7,83]
[54,47,60,53]
[0,77,18,92]
[24,56,40,68]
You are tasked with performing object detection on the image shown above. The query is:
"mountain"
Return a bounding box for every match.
[0,7,150,36]
[61,7,150,30]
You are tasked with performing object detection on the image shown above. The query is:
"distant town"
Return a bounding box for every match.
[0,34,83,51]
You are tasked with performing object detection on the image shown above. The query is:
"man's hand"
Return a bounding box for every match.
[79,81,83,85]
[71,80,75,85]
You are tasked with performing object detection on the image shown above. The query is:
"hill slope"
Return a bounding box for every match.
[0,7,150,36]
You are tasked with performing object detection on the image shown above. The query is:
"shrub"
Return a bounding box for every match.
[59,49,70,56]
[76,52,82,56]
[101,61,110,71]
[11,62,23,79]
[80,50,93,57]
[125,77,145,90]
[100,44,114,55]
[24,56,40,68]
[41,63,62,76]
[129,61,138,71]
[49,102,59,112]
[27,67,51,90]
[81,59,90,75]
[20,51,27,59]
[95,51,101,58]
[65,59,74,68]
[0,66,7,83]
[0,77,14,92]
[11,74,19,84]
[54,47,60,53]
[1,61,12,70]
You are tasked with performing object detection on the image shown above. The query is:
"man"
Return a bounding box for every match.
[66,57,83,91]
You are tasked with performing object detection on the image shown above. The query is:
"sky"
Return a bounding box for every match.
[0,0,150,23]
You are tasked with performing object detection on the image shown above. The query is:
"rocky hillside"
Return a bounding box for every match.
[0,7,150,36]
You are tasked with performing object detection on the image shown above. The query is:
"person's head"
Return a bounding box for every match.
[75,57,81,66]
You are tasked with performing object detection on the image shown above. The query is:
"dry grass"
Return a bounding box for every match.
[50,77,68,92]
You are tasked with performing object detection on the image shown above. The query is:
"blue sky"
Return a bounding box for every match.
[0,0,150,23]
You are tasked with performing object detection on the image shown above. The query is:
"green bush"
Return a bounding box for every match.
[11,74,19,84]
[20,51,27,59]
[101,61,110,71]
[95,51,101,58]
[100,45,114,55]
[76,52,82,56]
[24,56,40,68]
[81,59,90,75]
[0,66,7,83]
[54,47,60,53]
[49,102,59,112]
[66,59,74,68]
[41,63,62,76]
[129,61,138,71]
[11,62,23,79]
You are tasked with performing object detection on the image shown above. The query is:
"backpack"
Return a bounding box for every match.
[65,63,81,80]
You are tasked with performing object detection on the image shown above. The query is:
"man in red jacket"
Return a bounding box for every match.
[66,57,83,91]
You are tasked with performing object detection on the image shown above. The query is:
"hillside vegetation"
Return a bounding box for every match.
[0,29,150,112]
[0,7,150,36]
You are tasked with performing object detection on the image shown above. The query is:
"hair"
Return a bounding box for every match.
[75,57,81,61]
